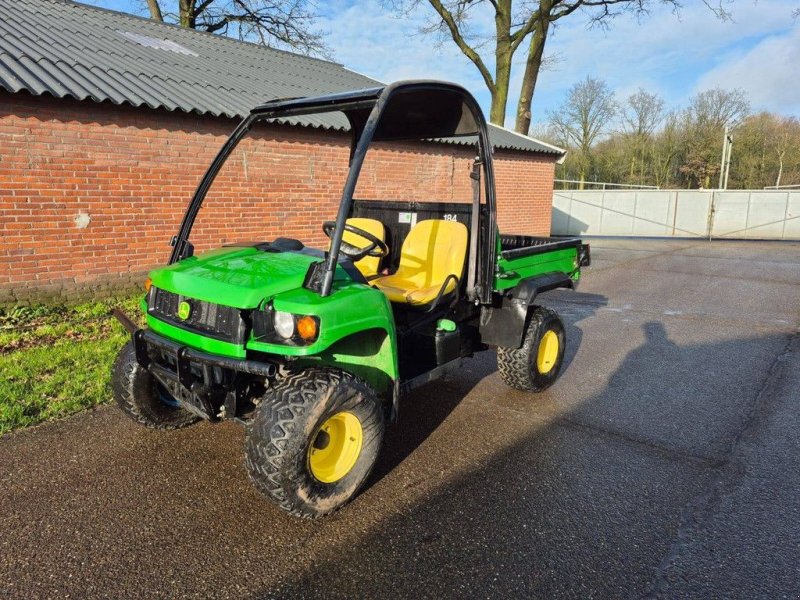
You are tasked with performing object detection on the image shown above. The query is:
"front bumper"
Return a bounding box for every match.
[113,309,278,420]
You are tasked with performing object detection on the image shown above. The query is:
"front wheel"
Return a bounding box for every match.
[244,368,384,519]
[497,306,566,392]
[111,342,200,429]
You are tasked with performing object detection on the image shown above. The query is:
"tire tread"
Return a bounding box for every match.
[497,306,563,392]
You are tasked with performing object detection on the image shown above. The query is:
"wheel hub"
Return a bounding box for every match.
[308,412,363,483]
[536,330,559,374]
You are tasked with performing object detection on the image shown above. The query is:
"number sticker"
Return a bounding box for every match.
[443,214,458,221]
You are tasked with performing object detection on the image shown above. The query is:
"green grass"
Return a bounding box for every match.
[0,296,144,435]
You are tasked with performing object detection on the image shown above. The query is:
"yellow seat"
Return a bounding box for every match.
[340,217,386,277]
[373,219,468,305]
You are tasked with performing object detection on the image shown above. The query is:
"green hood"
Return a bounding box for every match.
[149,246,323,308]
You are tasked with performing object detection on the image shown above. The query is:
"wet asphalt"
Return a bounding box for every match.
[2,238,799,599]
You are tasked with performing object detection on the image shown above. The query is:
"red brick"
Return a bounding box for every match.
[0,91,555,299]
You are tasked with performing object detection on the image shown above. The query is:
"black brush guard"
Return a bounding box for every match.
[112,309,278,421]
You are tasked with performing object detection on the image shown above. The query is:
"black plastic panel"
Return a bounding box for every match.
[499,236,584,261]
[351,200,487,268]
[149,288,245,344]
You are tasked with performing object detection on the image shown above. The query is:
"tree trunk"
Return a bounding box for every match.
[179,0,196,28]
[145,0,164,21]
[489,8,513,126]
[489,75,509,125]
[514,9,550,134]
[776,151,785,187]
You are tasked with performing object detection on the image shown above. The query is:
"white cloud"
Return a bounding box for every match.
[696,25,800,115]
[321,1,486,90]
[533,1,799,114]
[323,0,799,126]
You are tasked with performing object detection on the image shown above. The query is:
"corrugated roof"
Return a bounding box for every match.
[0,0,564,156]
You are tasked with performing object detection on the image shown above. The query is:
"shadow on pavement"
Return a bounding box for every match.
[366,291,606,490]
[254,323,793,599]
[2,304,794,599]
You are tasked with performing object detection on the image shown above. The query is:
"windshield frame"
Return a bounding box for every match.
[168,80,497,302]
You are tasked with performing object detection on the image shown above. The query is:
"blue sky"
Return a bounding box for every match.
[85,0,799,125]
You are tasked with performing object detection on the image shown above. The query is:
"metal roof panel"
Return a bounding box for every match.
[0,0,563,156]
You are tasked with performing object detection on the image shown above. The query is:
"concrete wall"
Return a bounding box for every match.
[0,92,556,304]
[552,189,800,240]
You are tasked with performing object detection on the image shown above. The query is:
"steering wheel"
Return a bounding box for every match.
[322,221,389,262]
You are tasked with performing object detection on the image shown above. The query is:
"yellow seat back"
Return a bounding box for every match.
[373,219,468,305]
[341,217,386,277]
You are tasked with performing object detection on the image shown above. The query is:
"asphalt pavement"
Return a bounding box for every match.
[2,238,799,599]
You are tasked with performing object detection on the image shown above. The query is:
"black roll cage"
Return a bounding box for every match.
[168,80,498,304]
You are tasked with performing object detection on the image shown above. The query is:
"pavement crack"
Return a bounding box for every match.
[554,417,722,468]
[641,329,799,599]
[545,297,798,332]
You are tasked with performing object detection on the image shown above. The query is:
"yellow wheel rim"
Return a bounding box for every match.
[536,330,559,374]
[308,412,363,484]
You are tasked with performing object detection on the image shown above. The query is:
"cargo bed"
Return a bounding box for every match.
[499,234,590,264]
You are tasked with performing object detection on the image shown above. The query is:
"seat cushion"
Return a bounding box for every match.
[373,219,468,305]
[373,276,453,305]
[339,217,386,277]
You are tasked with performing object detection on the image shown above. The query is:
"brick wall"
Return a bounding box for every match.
[0,92,555,304]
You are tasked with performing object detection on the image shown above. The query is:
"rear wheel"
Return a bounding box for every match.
[245,368,384,518]
[497,306,566,392]
[111,342,200,429]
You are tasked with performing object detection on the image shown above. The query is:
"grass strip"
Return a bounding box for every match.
[0,296,144,434]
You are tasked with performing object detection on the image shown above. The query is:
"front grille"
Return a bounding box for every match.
[149,288,245,343]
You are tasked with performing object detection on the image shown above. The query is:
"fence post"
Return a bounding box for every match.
[671,191,679,236]
[781,192,790,240]
[707,191,716,240]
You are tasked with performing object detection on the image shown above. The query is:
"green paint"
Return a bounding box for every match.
[149,247,348,309]
[436,319,456,332]
[297,328,396,393]
[247,282,398,381]
[141,235,583,389]
[147,315,247,358]
[145,248,399,375]
[494,247,579,291]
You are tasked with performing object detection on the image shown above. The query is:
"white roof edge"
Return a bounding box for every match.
[338,64,384,86]
[488,123,566,155]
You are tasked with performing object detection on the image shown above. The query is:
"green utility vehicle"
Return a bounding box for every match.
[112,81,590,518]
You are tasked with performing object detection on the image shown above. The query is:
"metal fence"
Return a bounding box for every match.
[551,189,800,240]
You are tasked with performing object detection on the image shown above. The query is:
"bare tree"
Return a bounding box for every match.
[773,122,791,187]
[650,111,682,188]
[680,87,750,188]
[548,76,616,187]
[686,87,750,130]
[140,0,327,54]
[621,88,665,184]
[622,88,665,137]
[390,0,693,130]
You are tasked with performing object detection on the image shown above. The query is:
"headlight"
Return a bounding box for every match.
[273,310,295,339]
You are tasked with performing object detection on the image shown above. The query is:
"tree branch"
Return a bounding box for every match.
[193,0,216,17]
[427,0,496,92]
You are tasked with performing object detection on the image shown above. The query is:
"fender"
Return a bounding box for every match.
[479,272,574,349]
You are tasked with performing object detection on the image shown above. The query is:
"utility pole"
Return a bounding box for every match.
[718,127,733,189]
